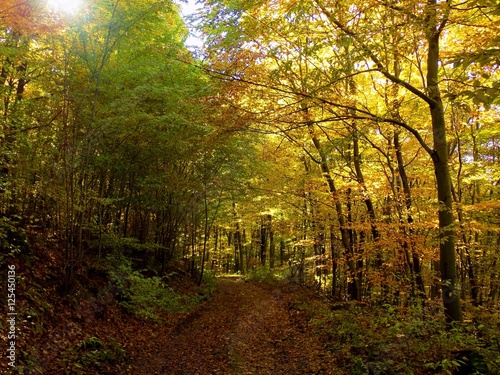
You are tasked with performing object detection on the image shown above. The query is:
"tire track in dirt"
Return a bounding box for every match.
[131,278,342,374]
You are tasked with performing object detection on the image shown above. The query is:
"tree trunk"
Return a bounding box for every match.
[330,226,339,299]
[309,125,360,300]
[269,218,275,269]
[233,203,244,273]
[394,131,427,298]
[427,18,462,322]
[260,215,268,267]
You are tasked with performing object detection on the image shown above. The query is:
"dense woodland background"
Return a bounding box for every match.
[1,0,500,373]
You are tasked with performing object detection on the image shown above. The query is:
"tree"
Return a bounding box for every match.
[196,0,500,321]
[0,0,260,292]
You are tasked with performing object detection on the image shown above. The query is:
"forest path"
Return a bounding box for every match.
[129,278,342,374]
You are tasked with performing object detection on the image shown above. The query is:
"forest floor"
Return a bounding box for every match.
[126,277,343,375]
[3,239,498,375]
[2,240,346,375]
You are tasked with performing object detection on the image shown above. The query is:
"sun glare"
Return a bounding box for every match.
[47,0,82,13]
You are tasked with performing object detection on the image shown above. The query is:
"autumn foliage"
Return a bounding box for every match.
[1,0,500,373]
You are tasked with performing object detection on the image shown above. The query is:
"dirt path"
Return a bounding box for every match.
[128,278,342,375]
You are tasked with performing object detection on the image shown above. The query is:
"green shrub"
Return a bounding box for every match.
[304,301,499,375]
[244,266,288,283]
[0,215,29,265]
[200,269,218,297]
[77,336,104,351]
[64,336,125,372]
[107,254,200,320]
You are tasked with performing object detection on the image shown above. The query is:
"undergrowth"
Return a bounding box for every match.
[62,336,125,374]
[244,266,289,283]
[200,269,218,298]
[249,267,500,374]
[0,215,30,266]
[107,254,203,320]
[303,301,500,375]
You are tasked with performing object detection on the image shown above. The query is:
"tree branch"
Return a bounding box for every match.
[313,0,438,108]
[203,66,435,158]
